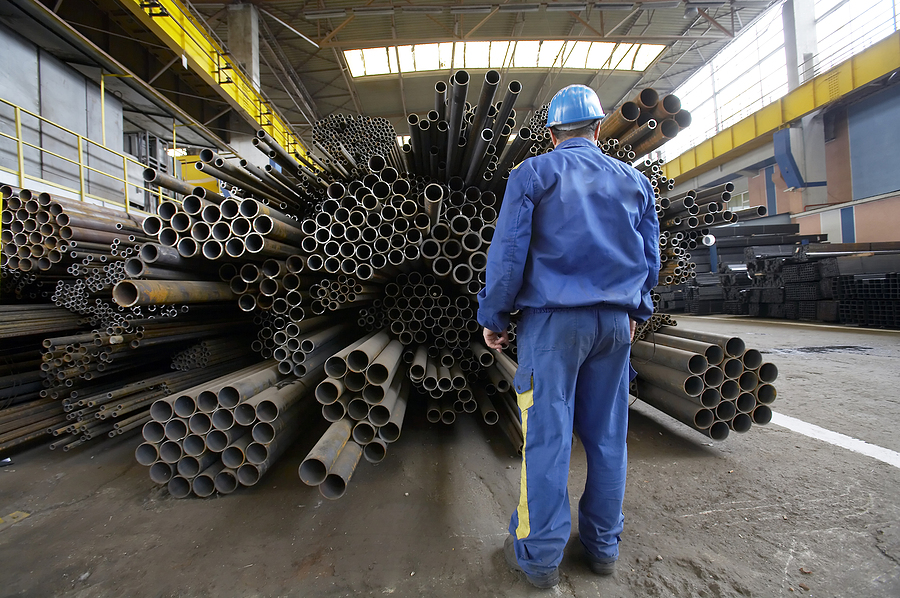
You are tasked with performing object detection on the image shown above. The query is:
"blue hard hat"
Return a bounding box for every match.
[546,85,605,129]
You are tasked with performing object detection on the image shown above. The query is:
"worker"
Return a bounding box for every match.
[477,84,660,589]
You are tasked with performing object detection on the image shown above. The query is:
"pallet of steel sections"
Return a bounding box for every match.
[744,245,799,261]
[864,300,899,328]
[819,277,836,299]
[765,303,787,318]
[707,223,801,237]
[799,301,818,321]
[761,287,784,303]
[689,300,724,315]
[838,300,867,325]
[784,301,800,320]
[817,257,840,278]
[785,282,822,301]
[724,300,749,315]
[816,300,839,322]
[835,254,900,275]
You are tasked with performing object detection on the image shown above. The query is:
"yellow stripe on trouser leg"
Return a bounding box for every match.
[515,388,534,540]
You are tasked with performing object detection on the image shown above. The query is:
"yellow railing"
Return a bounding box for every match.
[0,97,158,216]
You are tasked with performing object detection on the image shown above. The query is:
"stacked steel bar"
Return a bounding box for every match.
[134,359,326,497]
[631,326,778,440]
[304,330,410,498]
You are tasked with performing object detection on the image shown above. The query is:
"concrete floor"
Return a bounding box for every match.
[1,316,899,598]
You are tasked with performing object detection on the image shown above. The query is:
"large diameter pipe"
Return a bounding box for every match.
[445,71,470,176]
[631,340,708,375]
[319,440,363,500]
[635,381,715,431]
[490,81,522,139]
[655,326,745,358]
[632,361,704,398]
[598,101,640,140]
[299,419,353,486]
[112,280,236,307]
[143,168,193,196]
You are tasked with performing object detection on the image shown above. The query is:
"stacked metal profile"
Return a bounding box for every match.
[135,360,323,498]
[631,326,778,441]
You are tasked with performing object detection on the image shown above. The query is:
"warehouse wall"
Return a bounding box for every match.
[848,82,900,200]
[0,22,124,201]
[824,108,853,205]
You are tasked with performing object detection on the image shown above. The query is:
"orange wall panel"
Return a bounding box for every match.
[853,194,900,242]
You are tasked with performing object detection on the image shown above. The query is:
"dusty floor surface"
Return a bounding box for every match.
[1,316,899,598]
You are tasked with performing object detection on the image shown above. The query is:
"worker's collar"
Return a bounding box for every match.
[554,136,597,150]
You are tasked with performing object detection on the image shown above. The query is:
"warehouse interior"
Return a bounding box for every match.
[1,0,899,596]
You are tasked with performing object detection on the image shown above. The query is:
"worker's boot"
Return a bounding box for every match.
[583,544,616,576]
[504,535,560,589]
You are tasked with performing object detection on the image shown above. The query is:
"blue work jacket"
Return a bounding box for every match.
[477,136,660,333]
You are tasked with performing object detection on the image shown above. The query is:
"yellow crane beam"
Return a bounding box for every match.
[664,31,900,184]
[118,0,309,159]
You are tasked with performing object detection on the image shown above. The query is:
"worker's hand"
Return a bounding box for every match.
[483,327,510,350]
[629,318,636,342]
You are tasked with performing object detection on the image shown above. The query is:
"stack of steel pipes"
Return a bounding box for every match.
[652,182,737,286]
[134,359,327,497]
[312,114,405,179]
[37,318,260,452]
[598,89,691,160]
[0,339,67,454]
[631,326,777,441]
[304,330,410,498]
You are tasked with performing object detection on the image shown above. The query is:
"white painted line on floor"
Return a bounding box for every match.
[770,412,900,469]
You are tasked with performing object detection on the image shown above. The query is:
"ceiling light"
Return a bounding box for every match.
[545,3,589,11]
[401,6,445,14]
[499,3,542,11]
[640,1,681,8]
[690,1,728,5]
[593,3,635,9]
[450,5,494,14]
[684,4,700,18]
[304,9,347,20]
[352,7,396,16]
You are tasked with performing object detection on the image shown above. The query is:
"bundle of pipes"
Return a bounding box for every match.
[312,114,404,179]
[0,304,85,341]
[0,339,69,454]
[631,326,778,441]
[650,182,737,286]
[597,89,691,161]
[170,336,259,371]
[32,306,264,454]
[136,359,322,498]
[304,329,411,498]
[1,186,149,275]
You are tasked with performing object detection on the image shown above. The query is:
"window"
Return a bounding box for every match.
[344,41,665,77]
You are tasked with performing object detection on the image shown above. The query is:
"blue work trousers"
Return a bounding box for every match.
[508,305,631,577]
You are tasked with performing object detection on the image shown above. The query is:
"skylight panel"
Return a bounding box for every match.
[396,45,415,72]
[438,43,454,70]
[345,49,365,77]
[585,42,615,69]
[562,41,591,69]
[633,45,665,71]
[537,40,565,67]
[362,47,391,75]
[414,43,440,71]
[465,41,491,69]
[489,41,511,69]
[344,40,667,76]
